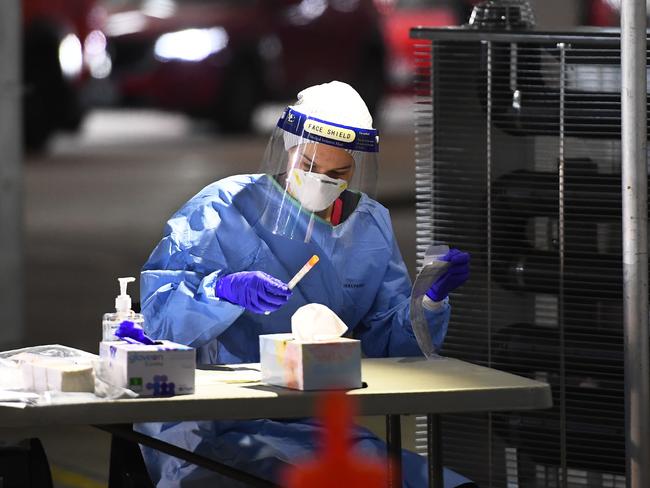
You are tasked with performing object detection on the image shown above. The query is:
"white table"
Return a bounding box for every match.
[0,357,552,487]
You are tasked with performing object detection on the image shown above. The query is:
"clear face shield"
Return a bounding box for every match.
[258,108,379,244]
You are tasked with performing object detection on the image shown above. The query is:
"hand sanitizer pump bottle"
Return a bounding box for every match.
[102,277,145,341]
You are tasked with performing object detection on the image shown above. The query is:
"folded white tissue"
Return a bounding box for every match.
[260,303,362,390]
[291,303,348,342]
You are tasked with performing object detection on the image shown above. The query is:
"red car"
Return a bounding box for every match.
[375,0,460,93]
[23,0,110,149]
[585,0,619,26]
[104,0,387,132]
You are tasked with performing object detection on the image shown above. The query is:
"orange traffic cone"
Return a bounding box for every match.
[282,391,389,488]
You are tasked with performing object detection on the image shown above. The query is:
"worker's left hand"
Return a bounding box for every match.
[426,249,470,302]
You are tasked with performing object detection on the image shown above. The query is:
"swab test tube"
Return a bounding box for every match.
[288,255,320,290]
[263,255,320,315]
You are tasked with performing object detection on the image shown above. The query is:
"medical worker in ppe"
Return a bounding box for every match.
[137,81,472,488]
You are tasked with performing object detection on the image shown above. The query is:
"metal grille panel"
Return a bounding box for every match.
[411,28,647,487]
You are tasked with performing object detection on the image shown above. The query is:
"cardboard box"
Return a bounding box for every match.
[260,333,362,391]
[99,340,196,396]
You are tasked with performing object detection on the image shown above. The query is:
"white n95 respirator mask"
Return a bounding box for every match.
[287,168,348,212]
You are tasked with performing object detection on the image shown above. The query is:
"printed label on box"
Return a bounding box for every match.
[99,340,196,397]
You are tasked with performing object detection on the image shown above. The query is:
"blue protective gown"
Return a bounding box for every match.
[137,174,471,488]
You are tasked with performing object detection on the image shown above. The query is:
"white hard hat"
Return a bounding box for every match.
[283,81,375,158]
[289,80,374,130]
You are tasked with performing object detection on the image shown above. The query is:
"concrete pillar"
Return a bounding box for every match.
[0,0,24,347]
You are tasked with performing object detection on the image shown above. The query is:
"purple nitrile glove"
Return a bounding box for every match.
[215,271,292,314]
[426,249,471,302]
[116,320,156,345]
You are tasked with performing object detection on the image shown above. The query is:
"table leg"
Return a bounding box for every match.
[385,414,402,488]
[427,414,443,488]
[108,432,154,488]
[95,424,278,488]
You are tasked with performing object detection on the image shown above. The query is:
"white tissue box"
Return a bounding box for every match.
[99,340,196,397]
[259,333,362,391]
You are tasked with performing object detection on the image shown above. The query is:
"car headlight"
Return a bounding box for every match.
[59,33,83,79]
[84,30,112,79]
[154,27,228,62]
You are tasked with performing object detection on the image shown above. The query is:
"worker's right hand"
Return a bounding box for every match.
[215,271,292,314]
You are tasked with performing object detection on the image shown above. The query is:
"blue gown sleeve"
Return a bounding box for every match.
[354,215,451,358]
[140,189,257,348]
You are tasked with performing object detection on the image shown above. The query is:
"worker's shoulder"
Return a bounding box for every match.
[197,174,261,201]
[359,194,390,221]
[180,173,261,210]
[357,195,394,240]
[169,174,261,224]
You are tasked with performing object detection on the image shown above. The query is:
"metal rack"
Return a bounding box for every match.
[410,26,648,487]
